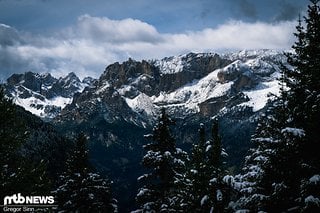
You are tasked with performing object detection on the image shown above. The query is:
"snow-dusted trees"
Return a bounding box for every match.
[55,133,117,212]
[134,107,234,212]
[233,1,320,211]
[135,108,188,212]
[186,120,230,212]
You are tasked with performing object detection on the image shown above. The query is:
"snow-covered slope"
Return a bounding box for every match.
[5,72,93,119]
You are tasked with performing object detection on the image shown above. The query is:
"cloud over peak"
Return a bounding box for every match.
[0,15,297,80]
[75,15,162,44]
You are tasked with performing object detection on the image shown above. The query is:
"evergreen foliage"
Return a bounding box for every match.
[233,1,320,211]
[55,133,117,212]
[135,108,188,212]
[184,120,230,212]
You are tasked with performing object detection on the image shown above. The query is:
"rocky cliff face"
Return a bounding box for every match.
[52,49,285,125]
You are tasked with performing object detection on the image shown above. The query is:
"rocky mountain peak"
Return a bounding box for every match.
[100,59,159,89]
[4,50,285,123]
[54,50,285,129]
[5,71,94,119]
[7,71,56,94]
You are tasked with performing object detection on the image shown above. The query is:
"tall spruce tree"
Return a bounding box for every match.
[205,120,229,212]
[55,133,117,212]
[135,108,188,212]
[233,1,320,211]
[186,120,229,212]
[186,123,208,212]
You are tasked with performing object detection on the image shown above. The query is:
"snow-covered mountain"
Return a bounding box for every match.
[5,71,95,119]
[52,50,285,125]
[4,49,286,125]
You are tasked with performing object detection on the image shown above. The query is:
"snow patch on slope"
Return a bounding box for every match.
[239,80,280,112]
[126,93,157,116]
[153,69,232,112]
[14,95,72,118]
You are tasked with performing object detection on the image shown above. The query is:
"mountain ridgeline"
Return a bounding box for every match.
[5,49,286,211]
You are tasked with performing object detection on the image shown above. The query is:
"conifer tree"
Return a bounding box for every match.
[186,123,208,212]
[55,133,117,212]
[135,108,188,212]
[186,120,229,212]
[234,1,320,211]
[205,120,229,212]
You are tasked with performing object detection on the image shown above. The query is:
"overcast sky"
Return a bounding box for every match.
[0,0,309,80]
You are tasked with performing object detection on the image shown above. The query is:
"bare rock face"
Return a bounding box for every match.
[232,72,257,92]
[217,60,258,93]
[199,95,229,116]
[199,93,250,116]
[99,59,160,98]
[157,53,231,92]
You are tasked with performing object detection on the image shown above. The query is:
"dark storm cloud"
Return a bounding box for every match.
[274,1,302,21]
[0,48,27,81]
[237,0,257,19]
[199,0,307,23]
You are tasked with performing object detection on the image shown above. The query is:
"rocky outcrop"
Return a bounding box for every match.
[6,71,90,99]
[217,60,258,93]
[232,71,257,92]
[199,92,249,116]
[98,53,231,99]
[157,53,231,92]
[46,72,84,98]
[199,95,229,116]
[7,72,56,94]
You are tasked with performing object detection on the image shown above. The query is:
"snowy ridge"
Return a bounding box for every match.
[124,50,284,116]
[6,50,286,121]
[154,55,187,74]
[152,52,217,74]
[14,95,72,118]
[6,72,93,119]
[152,69,233,112]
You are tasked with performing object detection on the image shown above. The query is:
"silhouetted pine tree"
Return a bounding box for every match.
[185,120,229,212]
[135,108,188,212]
[185,123,208,212]
[55,133,117,212]
[205,120,229,212]
[233,1,320,211]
